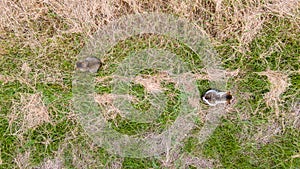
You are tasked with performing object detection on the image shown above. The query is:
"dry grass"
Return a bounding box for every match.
[14,151,31,169]
[183,154,216,169]
[94,71,213,121]
[292,101,300,130]
[10,93,51,134]
[71,146,99,169]
[257,70,290,118]
[159,145,216,169]
[36,157,64,169]
[265,0,300,18]
[0,0,299,168]
[134,74,165,93]
[107,158,124,169]
[21,62,32,78]
[57,135,106,169]
[253,122,282,145]
[0,74,14,84]
[1,0,299,44]
[94,93,136,120]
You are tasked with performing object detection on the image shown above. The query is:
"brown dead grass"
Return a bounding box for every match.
[213,1,265,48]
[21,62,32,77]
[57,135,105,169]
[10,93,51,134]
[253,122,282,145]
[238,121,283,148]
[292,153,300,159]
[36,157,64,169]
[1,0,299,48]
[0,41,7,56]
[0,0,299,168]
[14,151,31,169]
[95,72,210,85]
[183,154,216,169]
[160,145,217,169]
[107,158,123,169]
[94,69,238,122]
[257,70,290,118]
[265,0,300,18]
[292,101,300,130]
[134,74,164,93]
[0,74,14,84]
[134,72,205,94]
[94,93,136,120]
[71,146,101,169]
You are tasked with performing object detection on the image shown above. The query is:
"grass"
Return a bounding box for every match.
[0,0,299,168]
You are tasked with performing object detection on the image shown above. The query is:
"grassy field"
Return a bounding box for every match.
[0,0,299,168]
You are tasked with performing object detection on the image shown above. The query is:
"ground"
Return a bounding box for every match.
[0,0,299,168]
